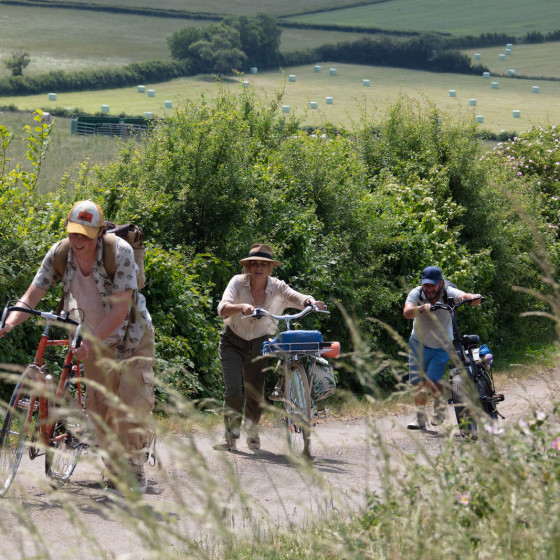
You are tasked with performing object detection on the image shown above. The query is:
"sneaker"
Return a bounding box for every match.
[431,399,447,426]
[212,437,237,452]
[134,467,148,493]
[244,421,261,450]
[247,435,261,450]
[102,476,117,491]
[407,412,427,430]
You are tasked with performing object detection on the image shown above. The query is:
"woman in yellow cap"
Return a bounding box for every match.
[0,200,154,492]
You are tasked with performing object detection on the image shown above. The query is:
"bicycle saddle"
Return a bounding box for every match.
[461,334,480,348]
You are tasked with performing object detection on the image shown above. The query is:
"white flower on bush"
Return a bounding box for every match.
[484,423,505,435]
[518,419,531,435]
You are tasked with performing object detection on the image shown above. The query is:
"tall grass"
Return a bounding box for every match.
[1,303,558,559]
[1,111,123,195]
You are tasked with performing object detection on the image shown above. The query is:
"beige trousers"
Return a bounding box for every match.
[83,327,155,471]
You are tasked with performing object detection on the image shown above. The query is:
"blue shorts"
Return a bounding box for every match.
[408,337,450,385]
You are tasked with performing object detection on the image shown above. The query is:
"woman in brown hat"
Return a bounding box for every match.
[214,244,325,451]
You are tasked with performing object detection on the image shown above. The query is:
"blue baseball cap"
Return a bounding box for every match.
[421,266,443,285]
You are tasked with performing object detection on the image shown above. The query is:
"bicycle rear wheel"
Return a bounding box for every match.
[45,376,85,481]
[0,365,39,496]
[476,367,499,420]
[284,362,312,458]
[451,372,477,438]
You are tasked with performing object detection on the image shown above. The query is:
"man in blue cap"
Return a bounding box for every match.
[403,266,481,429]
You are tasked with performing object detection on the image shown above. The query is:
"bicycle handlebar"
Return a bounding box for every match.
[1,303,82,348]
[430,296,485,313]
[249,304,329,322]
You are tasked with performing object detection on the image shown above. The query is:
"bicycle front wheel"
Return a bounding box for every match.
[45,376,85,481]
[0,365,39,496]
[284,362,312,458]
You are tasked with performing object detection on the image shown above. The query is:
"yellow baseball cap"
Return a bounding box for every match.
[66,200,104,238]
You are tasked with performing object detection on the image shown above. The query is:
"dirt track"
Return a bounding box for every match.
[0,369,557,559]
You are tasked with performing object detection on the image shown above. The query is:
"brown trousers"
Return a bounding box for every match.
[218,326,269,439]
[83,327,155,470]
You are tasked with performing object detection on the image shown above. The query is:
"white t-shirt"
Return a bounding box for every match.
[406,285,465,349]
[218,274,311,341]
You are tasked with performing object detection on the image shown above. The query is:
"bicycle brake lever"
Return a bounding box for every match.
[71,324,82,349]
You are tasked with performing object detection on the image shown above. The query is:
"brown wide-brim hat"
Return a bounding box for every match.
[239,244,282,267]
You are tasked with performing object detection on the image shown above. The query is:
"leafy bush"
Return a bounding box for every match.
[144,247,222,401]
[2,91,560,398]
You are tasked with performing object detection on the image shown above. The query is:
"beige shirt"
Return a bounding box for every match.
[218,274,311,341]
[69,267,121,346]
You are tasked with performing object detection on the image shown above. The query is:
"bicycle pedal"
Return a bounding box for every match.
[493,393,505,403]
[29,447,44,460]
[316,408,329,419]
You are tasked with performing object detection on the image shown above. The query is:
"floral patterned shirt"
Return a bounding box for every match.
[32,236,151,358]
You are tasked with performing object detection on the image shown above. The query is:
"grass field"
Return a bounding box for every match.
[3,63,559,134]
[465,42,560,79]
[286,0,560,36]
[0,5,188,76]
[0,5,371,79]
[37,0,372,16]
[1,110,121,194]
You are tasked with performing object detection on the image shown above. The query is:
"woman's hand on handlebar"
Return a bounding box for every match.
[0,323,13,338]
[240,304,255,317]
[305,299,327,311]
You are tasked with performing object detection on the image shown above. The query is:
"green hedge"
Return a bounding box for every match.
[2,95,558,399]
[281,35,488,74]
[0,59,193,96]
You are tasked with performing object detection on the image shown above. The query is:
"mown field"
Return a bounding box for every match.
[286,0,560,35]
[0,4,373,79]
[3,62,559,135]
[465,42,560,79]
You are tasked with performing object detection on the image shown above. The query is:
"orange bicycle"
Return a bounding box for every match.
[0,301,87,496]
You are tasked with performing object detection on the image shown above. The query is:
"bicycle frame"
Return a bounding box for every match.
[250,305,340,457]
[430,297,504,436]
[0,302,85,494]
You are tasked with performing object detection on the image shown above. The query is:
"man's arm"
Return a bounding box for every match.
[0,284,47,337]
[458,292,482,306]
[403,301,431,319]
